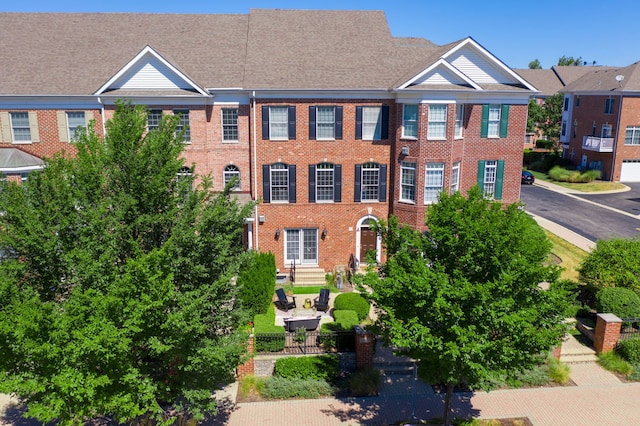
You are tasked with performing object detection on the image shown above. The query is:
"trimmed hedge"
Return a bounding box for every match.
[617,337,640,364]
[595,287,640,319]
[261,377,335,399]
[274,355,339,381]
[333,293,370,321]
[254,305,285,352]
[238,251,276,318]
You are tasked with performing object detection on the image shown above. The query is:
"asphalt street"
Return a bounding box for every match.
[520,183,640,242]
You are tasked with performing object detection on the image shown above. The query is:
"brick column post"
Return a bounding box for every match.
[236,334,255,379]
[594,313,622,354]
[355,326,375,369]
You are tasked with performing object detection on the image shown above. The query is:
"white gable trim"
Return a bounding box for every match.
[398,59,481,90]
[94,46,208,96]
[443,38,537,91]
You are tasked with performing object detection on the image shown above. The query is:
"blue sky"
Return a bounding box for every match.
[3,0,638,69]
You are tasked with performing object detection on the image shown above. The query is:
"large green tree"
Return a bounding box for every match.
[359,188,567,426]
[0,101,254,424]
[578,238,640,291]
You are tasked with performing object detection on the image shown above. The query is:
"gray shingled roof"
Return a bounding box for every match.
[562,62,640,93]
[0,148,44,170]
[514,69,564,96]
[0,12,248,95]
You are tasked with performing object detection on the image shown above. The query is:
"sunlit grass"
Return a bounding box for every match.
[545,230,588,281]
[527,170,626,192]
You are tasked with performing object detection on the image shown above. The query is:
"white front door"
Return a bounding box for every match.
[285,228,318,265]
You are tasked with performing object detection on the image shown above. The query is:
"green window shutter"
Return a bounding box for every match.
[477,160,485,188]
[499,105,509,138]
[495,160,505,200]
[28,112,40,142]
[480,104,489,137]
[0,112,10,142]
[57,111,69,142]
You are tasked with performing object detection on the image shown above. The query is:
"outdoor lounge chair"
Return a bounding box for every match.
[275,288,296,311]
[313,288,330,312]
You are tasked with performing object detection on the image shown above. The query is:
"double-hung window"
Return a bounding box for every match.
[481,104,509,138]
[66,112,86,141]
[262,163,296,203]
[601,124,612,138]
[308,162,342,203]
[10,112,32,143]
[173,110,190,143]
[400,161,416,203]
[455,104,464,138]
[451,161,460,193]
[402,104,418,138]
[222,108,239,142]
[424,162,444,204]
[309,106,342,140]
[224,165,240,190]
[625,126,640,145]
[356,105,389,140]
[477,160,505,200]
[427,105,447,139]
[355,162,387,202]
[147,109,162,132]
[262,106,296,140]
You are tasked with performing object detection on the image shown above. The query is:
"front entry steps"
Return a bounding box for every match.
[290,267,327,286]
[560,333,598,363]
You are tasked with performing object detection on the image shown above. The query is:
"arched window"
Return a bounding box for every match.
[224,165,240,190]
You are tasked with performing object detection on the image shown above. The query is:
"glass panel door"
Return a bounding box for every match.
[285,229,300,264]
[285,228,318,265]
[302,229,317,264]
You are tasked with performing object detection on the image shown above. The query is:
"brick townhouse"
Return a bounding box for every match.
[0,9,535,273]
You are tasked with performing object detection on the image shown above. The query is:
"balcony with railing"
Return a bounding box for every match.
[582,136,613,153]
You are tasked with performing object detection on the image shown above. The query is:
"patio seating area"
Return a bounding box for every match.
[273,291,337,330]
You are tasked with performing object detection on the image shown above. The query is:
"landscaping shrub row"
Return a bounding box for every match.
[548,166,601,183]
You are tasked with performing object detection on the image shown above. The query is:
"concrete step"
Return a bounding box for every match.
[291,268,327,286]
[560,353,599,363]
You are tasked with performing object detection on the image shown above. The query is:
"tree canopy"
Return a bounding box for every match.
[0,101,254,424]
[359,188,567,426]
[557,55,585,66]
[578,238,640,291]
[528,59,542,69]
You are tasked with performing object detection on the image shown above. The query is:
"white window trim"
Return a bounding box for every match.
[625,126,640,145]
[399,161,416,203]
[451,161,460,193]
[427,105,447,140]
[424,162,444,205]
[362,106,382,141]
[269,106,289,141]
[487,104,501,138]
[9,112,32,144]
[221,108,239,143]
[315,163,335,203]
[601,124,612,138]
[402,104,418,140]
[454,104,464,139]
[224,165,241,190]
[270,163,289,203]
[66,111,86,142]
[316,106,336,141]
[173,109,191,144]
[483,160,498,198]
[361,162,380,202]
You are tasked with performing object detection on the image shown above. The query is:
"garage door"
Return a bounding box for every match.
[620,159,640,182]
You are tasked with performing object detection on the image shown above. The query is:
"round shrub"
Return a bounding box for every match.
[333,293,370,321]
[617,338,640,364]
[595,287,640,318]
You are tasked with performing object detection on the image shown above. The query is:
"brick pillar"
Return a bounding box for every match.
[236,334,255,379]
[594,313,622,354]
[355,327,375,369]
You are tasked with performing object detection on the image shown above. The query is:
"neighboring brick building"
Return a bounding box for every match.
[0,9,535,272]
[559,62,640,182]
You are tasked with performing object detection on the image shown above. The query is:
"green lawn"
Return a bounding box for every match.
[527,170,626,193]
[545,230,588,281]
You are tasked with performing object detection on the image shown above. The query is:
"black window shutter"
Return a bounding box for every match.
[309,106,316,140]
[261,106,270,140]
[355,106,363,140]
[381,105,389,139]
[378,164,387,202]
[308,164,316,203]
[288,164,297,203]
[354,164,362,202]
[262,164,271,203]
[335,106,343,140]
[288,106,296,140]
[334,164,342,202]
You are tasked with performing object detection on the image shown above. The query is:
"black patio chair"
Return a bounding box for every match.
[313,288,330,312]
[275,288,296,311]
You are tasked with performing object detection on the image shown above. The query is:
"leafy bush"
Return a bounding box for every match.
[274,355,339,381]
[334,293,370,321]
[527,152,571,173]
[254,305,285,352]
[598,351,633,376]
[348,368,381,396]
[261,377,335,399]
[595,287,640,318]
[617,338,640,364]
[579,239,640,291]
[238,251,276,318]
[535,139,553,149]
[548,166,601,183]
